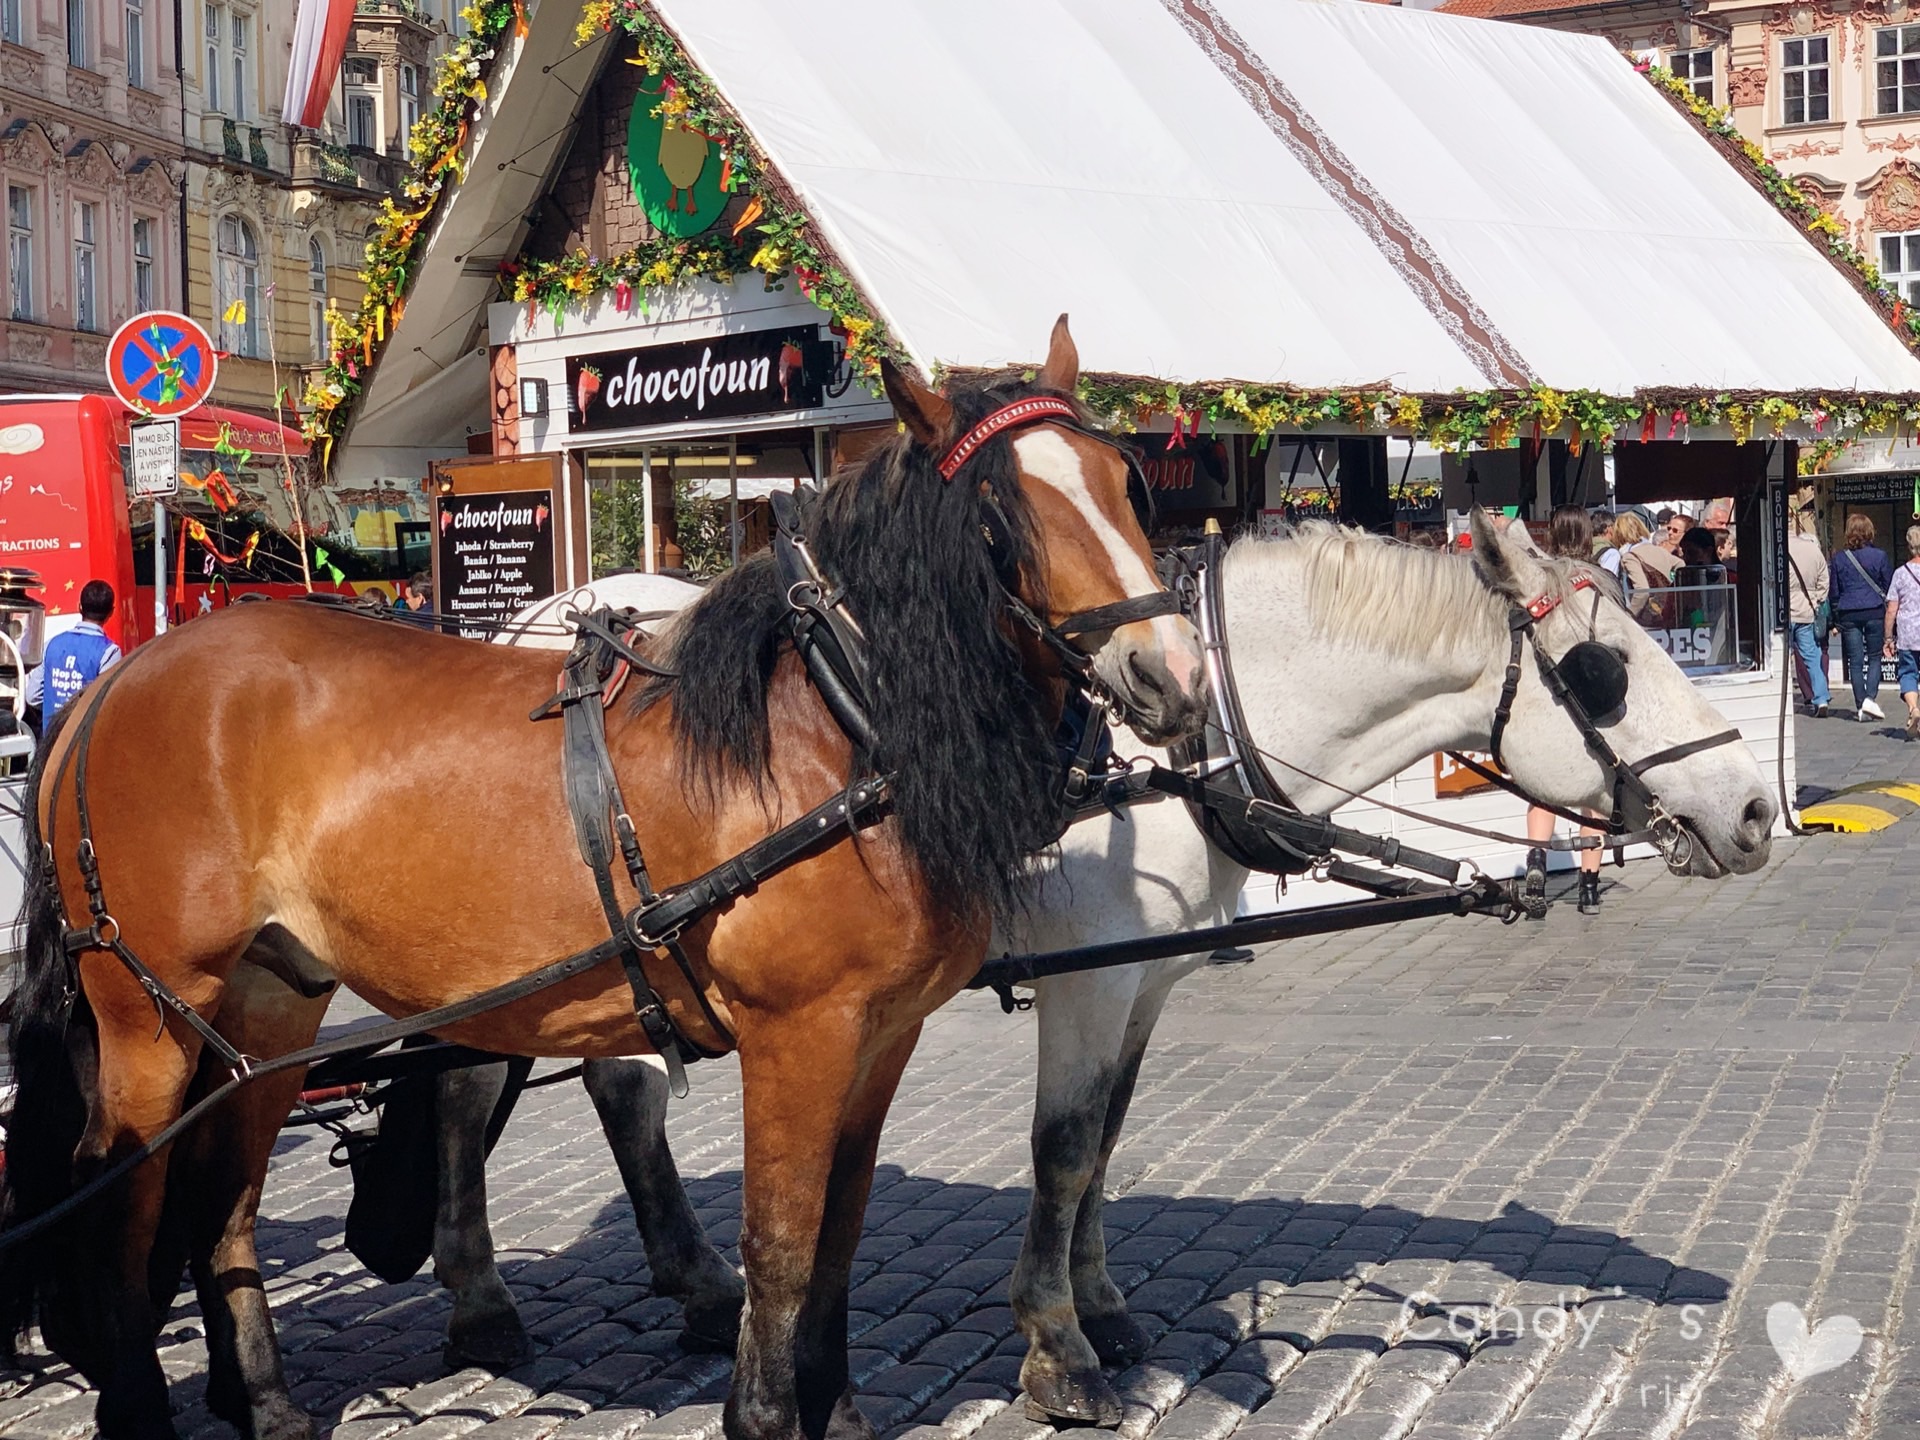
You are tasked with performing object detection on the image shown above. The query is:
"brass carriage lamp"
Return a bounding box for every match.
[0,567,45,610]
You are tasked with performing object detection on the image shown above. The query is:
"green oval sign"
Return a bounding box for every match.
[628,90,725,239]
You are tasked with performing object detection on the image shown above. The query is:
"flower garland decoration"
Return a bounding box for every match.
[508,2,904,378]
[300,0,520,448]
[304,17,1920,460]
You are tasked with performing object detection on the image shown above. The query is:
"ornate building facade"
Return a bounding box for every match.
[0,0,451,415]
[0,0,188,391]
[1438,0,1920,297]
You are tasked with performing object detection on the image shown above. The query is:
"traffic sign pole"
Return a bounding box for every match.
[128,418,181,639]
[155,508,168,637]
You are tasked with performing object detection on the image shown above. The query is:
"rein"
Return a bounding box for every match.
[1468,573,1743,867]
[1135,537,1743,884]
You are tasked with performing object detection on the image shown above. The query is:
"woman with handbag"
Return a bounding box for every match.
[1881,524,1920,739]
[1830,512,1895,721]
[1786,499,1831,717]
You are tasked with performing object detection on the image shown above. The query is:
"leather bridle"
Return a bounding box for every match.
[1480,573,1745,869]
[938,396,1185,676]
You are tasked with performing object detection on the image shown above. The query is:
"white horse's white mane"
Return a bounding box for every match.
[1220,521,1588,662]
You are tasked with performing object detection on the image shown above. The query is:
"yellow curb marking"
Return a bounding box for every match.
[1801,799,1906,832]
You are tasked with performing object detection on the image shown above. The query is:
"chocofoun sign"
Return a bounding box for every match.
[565,326,829,432]
[435,490,556,638]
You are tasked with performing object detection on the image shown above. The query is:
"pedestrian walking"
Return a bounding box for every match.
[1524,504,1606,915]
[1883,524,1920,739]
[1785,497,1831,716]
[22,579,122,723]
[1830,513,1893,722]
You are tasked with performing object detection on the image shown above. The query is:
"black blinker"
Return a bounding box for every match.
[1556,641,1628,717]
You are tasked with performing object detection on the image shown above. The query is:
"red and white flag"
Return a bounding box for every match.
[282,0,356,131]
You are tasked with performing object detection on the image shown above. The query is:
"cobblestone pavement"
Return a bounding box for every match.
[9,702,1920,1440]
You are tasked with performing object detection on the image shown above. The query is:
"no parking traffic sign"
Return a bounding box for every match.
[106,311,218,417]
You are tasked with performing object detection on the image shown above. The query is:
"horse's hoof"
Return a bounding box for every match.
[1024,1369,1124,1428]
[1080,1312,1153,1368]
[250,1405,318,1440]
[444,1316,536,1371]
[677,1289,745,1354]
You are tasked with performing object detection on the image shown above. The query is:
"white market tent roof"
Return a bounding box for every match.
[342,0,1920,478]
[651,0,1920,397]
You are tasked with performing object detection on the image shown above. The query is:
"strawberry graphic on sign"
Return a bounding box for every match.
[534,503,549,529]
[576,365,602,417]
[777,342,803,404]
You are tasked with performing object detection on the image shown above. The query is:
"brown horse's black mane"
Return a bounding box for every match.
[639,375,1081,922]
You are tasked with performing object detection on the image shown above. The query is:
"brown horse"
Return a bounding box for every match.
[0,318,1207,1440]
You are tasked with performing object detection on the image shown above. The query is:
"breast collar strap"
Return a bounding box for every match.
[1489,574,1743,865]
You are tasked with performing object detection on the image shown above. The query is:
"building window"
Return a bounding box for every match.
[125,0,142,86]
[1879,25,1920,115]
[399,63,419,148]
[66,0,85,67]
[308,235,328,361]
[73,201,96,332]
[228,9,246,121]
[216,213,258,357]
[348,93,376,149]
[203,2,219,110]
[1783,36,1831,124]
[133,215,155,311]
[1881,232,1920,304]
[1669,48,1713,103]
[4,0,23,46]
[7,187,32,321]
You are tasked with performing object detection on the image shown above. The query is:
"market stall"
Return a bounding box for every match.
[324,0,1920,897]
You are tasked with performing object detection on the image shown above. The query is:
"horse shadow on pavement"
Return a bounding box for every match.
[0,1159,1733,1438]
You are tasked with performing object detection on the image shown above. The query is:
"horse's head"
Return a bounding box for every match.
[879,317,1205,745]
[1468,508,1775,877]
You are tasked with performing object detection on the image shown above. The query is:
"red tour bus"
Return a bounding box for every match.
[0,393,380,652]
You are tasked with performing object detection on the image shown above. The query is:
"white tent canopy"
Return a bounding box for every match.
[342,0,1920,472]
[652,0,1920,397]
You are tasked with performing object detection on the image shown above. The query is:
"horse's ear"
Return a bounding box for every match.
[881,361,953,448]
[1468,507,1531,599]
[1039,313,1079,393]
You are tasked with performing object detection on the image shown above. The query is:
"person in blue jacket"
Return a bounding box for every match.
[1830,513,1895,722]
[24,580,122,723]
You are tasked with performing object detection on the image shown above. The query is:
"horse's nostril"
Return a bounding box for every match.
[1740,795,1773,845]
[1127,649,1167,697]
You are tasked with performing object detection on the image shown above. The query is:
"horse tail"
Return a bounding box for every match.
[0,710,96,1350]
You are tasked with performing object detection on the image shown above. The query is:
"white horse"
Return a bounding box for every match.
[417,513,1774,1412]
[998,509,1772,1421]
